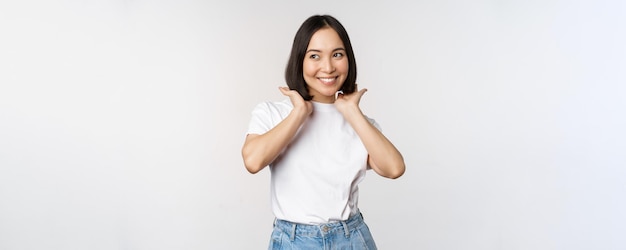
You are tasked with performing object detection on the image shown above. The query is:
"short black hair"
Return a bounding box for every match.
[285,15,357,101]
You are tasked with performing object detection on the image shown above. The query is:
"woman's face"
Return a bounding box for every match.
[303,27,348,103]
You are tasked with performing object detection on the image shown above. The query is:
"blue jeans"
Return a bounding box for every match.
[268,212,377,250]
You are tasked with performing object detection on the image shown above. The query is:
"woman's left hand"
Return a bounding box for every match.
[334,84,367,116]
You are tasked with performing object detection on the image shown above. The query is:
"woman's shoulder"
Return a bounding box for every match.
[252,99,293,115]
[254,99,292,108]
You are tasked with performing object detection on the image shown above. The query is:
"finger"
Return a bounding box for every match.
[353,88,367,98]
[279,86,292,96]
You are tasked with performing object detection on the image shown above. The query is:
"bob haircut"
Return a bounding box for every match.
[285,15,357,101]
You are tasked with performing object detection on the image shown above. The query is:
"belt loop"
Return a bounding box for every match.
[290,223,296,241]
[341,221,350,238]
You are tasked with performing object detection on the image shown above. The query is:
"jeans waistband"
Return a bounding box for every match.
[273,212,365,241]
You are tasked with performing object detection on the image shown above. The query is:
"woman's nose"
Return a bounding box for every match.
[320,58,335,73]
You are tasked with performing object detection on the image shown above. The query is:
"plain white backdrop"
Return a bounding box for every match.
[1,0,625,249]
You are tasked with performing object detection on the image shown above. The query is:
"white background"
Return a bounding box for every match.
[1,0,625,249]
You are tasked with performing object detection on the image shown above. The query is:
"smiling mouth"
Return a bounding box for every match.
[318,77,338,85]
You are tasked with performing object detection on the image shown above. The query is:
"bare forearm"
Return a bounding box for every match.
[344,108,405,178]
[242,109,309,173]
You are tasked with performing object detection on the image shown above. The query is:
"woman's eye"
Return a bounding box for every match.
[309,54,320,59]
[333,52,344,58]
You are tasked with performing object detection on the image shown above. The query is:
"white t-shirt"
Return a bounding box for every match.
[247,99,380,225]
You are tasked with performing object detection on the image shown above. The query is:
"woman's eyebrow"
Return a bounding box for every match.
[305,48,346,53]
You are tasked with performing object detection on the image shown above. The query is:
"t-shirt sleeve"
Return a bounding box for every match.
[364,115,381,170]
[365,115,381,131]
[247,102,274,135]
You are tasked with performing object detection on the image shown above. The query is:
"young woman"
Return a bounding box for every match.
[242,15,405,249]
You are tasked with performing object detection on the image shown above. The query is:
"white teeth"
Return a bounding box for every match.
[319,77,335,83]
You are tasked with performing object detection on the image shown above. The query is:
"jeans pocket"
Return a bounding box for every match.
[355,224,378,250]
[268,227,283,250]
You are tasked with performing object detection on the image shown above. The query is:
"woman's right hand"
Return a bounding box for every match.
[241,87,313,174]
[279,87,313,116]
